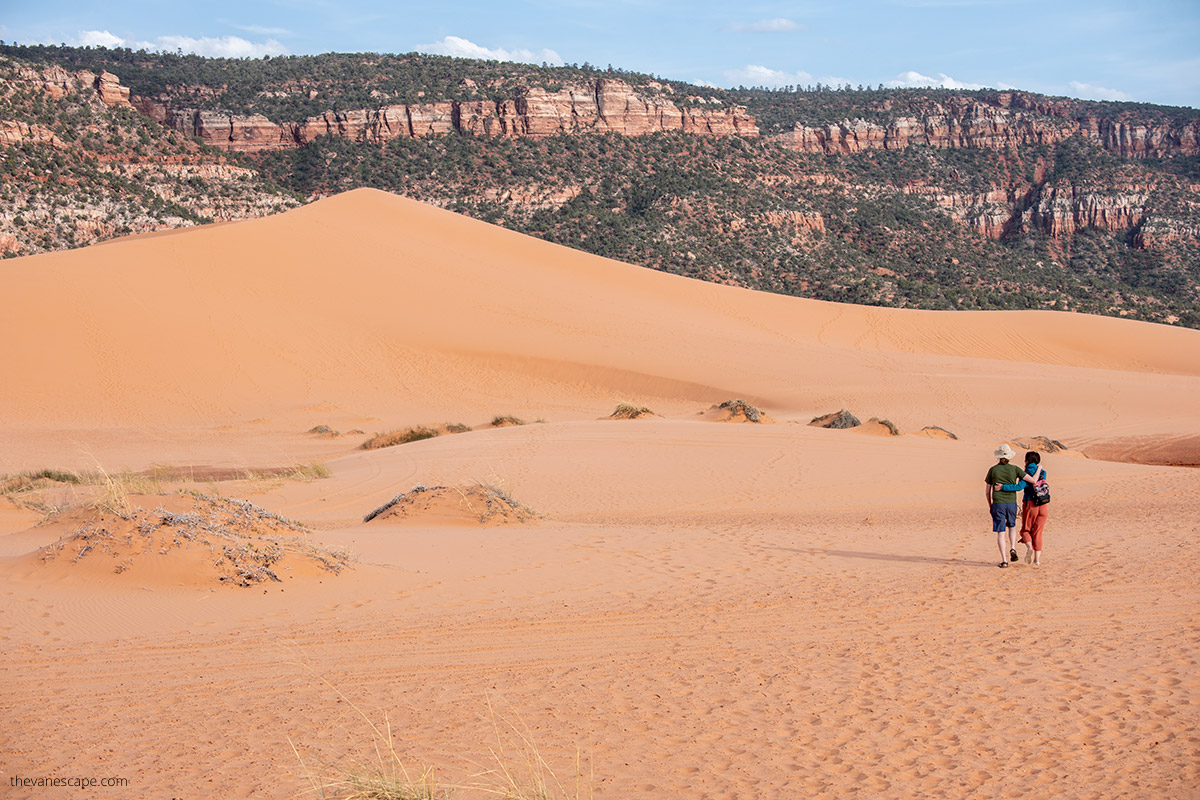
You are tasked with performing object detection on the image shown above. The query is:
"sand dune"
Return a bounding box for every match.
[1,189,1198,800]
[2,188,1199,471]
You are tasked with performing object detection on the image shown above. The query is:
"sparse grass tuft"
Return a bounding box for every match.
[1014,435,1068,453]
[45,492,349,586]
[308,424,340,438]
[288,462,331,481]
[868,417,901,436]
[609,403,654,419]
[362,427,440,450]
[466,482,542,524]
[90,466,149,519]
[26,468,82,484]
[363,484,435,523]
[491,415,527,427]
[719,399,763,422]
[363,482,541,525]
[1,468,83,496]
[811,409,861,429]
[290,677,590,800]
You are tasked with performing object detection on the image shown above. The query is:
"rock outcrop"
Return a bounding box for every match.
[906,181,1151,241]
[92,71,131,108]
[1026,186,1147,237]
[0,120,62,148]
[6,61,131,109]
[777,93,1200,159]
[143,79,758,153]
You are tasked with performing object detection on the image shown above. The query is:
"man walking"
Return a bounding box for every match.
[985,444,1025,568]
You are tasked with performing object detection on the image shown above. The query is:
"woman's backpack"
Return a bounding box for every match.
[1029,468,1051,506]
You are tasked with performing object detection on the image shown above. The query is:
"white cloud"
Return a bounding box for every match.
[155,35,288,58]
[886,70,990,90]
[725,64,814,88]
[1068,80,1134,102]
[732,18,802,33]
[723,65,858,89]
[416,35,563,66]
[74,30,125,48]
[69,30,288,58]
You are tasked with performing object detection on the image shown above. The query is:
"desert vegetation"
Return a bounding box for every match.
[38,491,348,586]
[717,399,766,423]
[811,410,862,429]
[364,482,540,525]
[609,403,655,419]
[361,423,473,449]
[361,427,441,450]
[868,417,901,436]
[292,690,589,800]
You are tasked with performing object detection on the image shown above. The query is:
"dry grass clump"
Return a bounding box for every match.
[1014,435,1068,453]
[609,403,655,419]
[286,463,332,481]
[868,417,901,436]
[491,415,527,427]
[810,409,861,429]
[361,424,473,450]
[710,400,768,424]
[363,483,541,525]
[292,689,590,800]
[39,492,348,586]
[363,484,432,523]
[93,466,137,518]
[0,469,82,495]
[2,463,330,498]
[308,424,340,438]
[362,427,440,450]
[467,483,541,524]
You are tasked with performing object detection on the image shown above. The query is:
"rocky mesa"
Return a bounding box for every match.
[135,78,759,153]
[777,93,1200,159]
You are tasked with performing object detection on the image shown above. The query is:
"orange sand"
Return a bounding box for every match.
[1,189,1198,799]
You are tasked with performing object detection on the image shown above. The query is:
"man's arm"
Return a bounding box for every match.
[985,481,994,506]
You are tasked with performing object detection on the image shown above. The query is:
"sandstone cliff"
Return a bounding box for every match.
[140,79,758,153]
[777,93,1200,159]
[7,61,131,109]
[905,181,1154,241]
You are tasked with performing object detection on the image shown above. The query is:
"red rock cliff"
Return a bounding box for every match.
[141,79,758,153]
[6,61,131,110]
[777,94,1200,159]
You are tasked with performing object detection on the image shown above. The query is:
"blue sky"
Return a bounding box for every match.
[3,0,1198,108]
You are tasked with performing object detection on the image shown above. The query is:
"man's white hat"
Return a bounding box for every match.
[994,443,1016,460]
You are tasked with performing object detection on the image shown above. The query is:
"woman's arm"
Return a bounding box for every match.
[1000,466,1042,493]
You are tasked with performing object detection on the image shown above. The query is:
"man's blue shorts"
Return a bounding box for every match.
[991,503,1018,532]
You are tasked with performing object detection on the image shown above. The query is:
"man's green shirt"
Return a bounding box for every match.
[986,463,1025,504]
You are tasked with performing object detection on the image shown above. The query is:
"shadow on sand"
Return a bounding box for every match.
[774,546,995,568]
